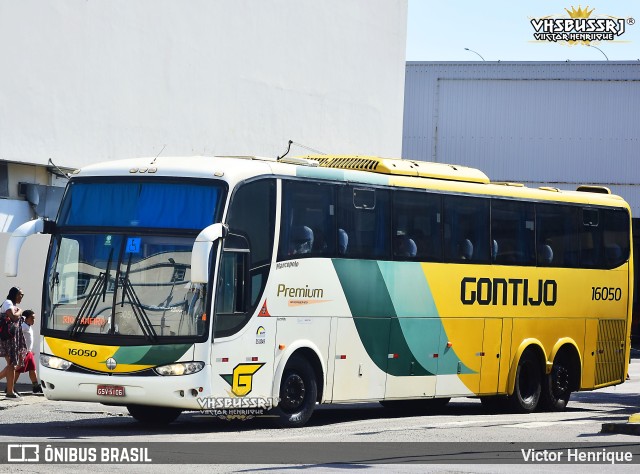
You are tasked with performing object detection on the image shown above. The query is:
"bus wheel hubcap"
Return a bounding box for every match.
[281,374,306,411]
[553,366,569,397]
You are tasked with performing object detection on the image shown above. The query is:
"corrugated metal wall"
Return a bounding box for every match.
[403,62,640,214]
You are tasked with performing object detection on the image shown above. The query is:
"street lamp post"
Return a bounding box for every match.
[586,44,609,60]
[464,48,486,61]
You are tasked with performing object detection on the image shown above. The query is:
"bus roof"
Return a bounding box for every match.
[73,155,629,209]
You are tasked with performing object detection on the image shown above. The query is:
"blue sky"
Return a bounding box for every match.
[407,0,640,61]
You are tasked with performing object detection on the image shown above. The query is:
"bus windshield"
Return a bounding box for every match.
[43,180,225,342]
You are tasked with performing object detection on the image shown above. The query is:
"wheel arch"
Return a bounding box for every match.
[507,339,547,396]
[271,341,325,404]
[549,339,582,392]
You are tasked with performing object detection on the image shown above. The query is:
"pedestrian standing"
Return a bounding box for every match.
[0,287,28,399]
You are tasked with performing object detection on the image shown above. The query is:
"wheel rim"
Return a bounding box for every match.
[280,372,306,412]
[552,365,570,399]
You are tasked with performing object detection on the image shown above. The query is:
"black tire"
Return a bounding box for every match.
[539,355,572,411]
[507,349,542,413]
[127,405,182,425]
[272,355,318,428]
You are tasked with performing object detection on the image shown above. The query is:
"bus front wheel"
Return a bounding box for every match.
[508,349,542,413]
[127,405,182,425]
[272,355,317,428]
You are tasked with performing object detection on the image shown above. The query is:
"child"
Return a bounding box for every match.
[15,310,42,393]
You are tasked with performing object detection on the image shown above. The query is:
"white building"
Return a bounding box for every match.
[0,0,408,362]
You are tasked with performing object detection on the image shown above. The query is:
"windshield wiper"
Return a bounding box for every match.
[69,248,113,338]
[120,278,158,342]
[69,271,107,338]
[119,253,157,342]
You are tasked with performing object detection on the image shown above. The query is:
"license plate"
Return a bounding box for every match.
[97,385,125,397]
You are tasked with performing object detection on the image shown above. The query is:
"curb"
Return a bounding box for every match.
[601,414,640,436]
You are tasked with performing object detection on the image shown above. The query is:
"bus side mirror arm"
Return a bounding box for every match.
[191,223,228,284]
[4,218,55,277]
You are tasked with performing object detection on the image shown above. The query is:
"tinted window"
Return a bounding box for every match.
[227,179,276,267]
[491,200,535,266]
[59,181,224,229]
[278,181,336,260]
[536,204,579,267]
[338,186,391,259]
[601,208,630,268]
[443,195,490,263]
[216,179,275,337]
[393,190,442,261]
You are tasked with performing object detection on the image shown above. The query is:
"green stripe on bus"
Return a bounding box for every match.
[332,259,433,376]
[112,344,192,365]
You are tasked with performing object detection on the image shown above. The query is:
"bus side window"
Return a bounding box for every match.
[491,199,535,266]
[278,181,336,260]
[215,179,275,338]
[443,195,490,264]
[579,208,602,267]
[392,190,442,261]
[338,186,391,260]
[602,208,630,268]
[535,204,579,268]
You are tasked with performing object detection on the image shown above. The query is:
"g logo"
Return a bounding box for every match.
[221,363,265,397]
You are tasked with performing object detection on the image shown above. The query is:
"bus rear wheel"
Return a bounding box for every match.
[508,349,541,413]
[272,355,317,428]
[127,405,182,425]
[539,356,572,411]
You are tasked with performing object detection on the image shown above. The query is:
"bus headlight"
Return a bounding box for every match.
[154,362,205,376]
[40,354,72,371]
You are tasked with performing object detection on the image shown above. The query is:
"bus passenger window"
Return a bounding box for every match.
[278,181,336,260]
[392,190,442,261]
[491,199,535,266]
[601,208,630,268]
[443,195,489,264]
[579,208,602,267]
[338,186,390,260]
[536,204,579,267]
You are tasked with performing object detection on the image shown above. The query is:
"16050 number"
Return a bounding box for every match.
[68,348,98,357]
[591,287,622,301]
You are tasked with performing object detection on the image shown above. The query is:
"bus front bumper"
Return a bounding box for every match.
[39,365,211,410]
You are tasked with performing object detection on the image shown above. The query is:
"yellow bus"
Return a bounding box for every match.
[5,154,633,427]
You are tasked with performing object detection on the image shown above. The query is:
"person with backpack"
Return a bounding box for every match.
[0,287,28,399]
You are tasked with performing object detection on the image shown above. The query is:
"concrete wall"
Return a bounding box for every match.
[0,0,408,367]
[0,0,408,168]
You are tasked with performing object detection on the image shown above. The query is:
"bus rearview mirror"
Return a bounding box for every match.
[191,223,228,283]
